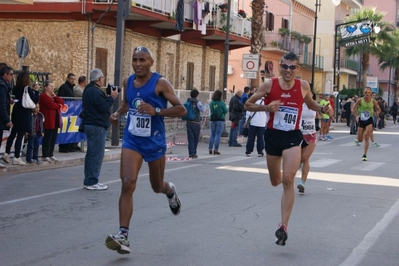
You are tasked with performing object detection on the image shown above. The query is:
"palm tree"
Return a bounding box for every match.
[345,8,397,88]
[250,0,265,89]
[378,29,399,105]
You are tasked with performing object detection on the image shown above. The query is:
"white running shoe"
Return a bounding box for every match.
[12,157,26,165]
[43,157,52,162]
[3,153,10,163]
[0,163,6,168]
[50,156,59,162]
[83,183,108,190]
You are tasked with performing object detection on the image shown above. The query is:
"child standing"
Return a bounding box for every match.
[26,103,44,164]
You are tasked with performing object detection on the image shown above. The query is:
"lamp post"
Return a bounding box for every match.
[222,0,232,101]
[311,0,341,91]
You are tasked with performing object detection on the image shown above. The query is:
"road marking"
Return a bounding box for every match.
[339,198,399,266]
[351,162,385,171]
[0,164,199,206]
[310,159,341,168]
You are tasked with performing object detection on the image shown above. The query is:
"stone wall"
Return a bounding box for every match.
[0,19,224,92]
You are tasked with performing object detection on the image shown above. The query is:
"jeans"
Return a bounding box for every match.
[42,128,58,157]
[84,125,107,186]
[186,122,201,156]
[245,125,265,155]
[208,121,225,151]
[238,116,246,135]
[228,122,239,146]
[26,134,41,162]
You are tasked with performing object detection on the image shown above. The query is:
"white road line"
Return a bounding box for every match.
[339,198,399,266]
[351,162,385,171]
[0,164,199,206]
[310,159,341,168]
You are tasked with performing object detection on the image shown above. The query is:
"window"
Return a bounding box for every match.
[186,62,194,89]
[209,65,216,91]
[95,48,108,84]
[281,18,289,29]
[265,12,274,31]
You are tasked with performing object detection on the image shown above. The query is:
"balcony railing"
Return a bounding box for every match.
[300,52,324,69]
[340,58,359,72]
[264,32,315,56]
[97,0,252,37]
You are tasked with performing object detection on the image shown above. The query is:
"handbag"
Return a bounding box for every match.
[22,86,36,109]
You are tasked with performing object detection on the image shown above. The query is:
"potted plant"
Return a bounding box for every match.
[278,28,290,36]
[238,9,247,18]
[270,41,280,47]
[290,31,302,40]
[301,35,312,44]
[218,3,228,12]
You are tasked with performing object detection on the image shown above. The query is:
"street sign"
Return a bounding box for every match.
[366,76,379,93]
[343,36,370,47]
[243,72,257,79]
[242,54,259,72]
[16,37,29,59]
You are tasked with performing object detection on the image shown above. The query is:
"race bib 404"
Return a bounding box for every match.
[273,106,298,131]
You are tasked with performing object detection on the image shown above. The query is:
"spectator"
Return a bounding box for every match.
[57,73,76,153]
[390,102,398,124]
[73,75,87,97]
[208,90,228,155]
[81,68,118,190]
[0,66,14,168]
[244,96,266,157]
[4,72,39,166]
[26,103,44,164]
[39,80,64,162]
[238,86,250,136]
[343,98,352,128]
[228,90,244,147]
[185,89,208,158]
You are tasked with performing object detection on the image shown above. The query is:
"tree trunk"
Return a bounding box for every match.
[250,0,265,89]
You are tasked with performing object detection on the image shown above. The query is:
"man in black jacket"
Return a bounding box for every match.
[0,66,14,168]
[57,73,76,152]
[228,90,244,147]
[81,68,118,190]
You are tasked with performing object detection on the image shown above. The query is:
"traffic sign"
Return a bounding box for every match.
[243,72,257,79]
[16,37,29,59]
[242,54,259,72]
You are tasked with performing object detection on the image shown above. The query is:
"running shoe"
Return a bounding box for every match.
[105,233,130,254]
[354,139,360,146]
[297,183,305,193]
[362,154,367,161]
[275,223,288,246]
[2,153,10,163]
[372,142,380,147]
[83,183,108,190]
[167,182,181,215]
[326,135,333,140]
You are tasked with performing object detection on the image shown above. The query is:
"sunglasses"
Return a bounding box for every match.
[280,64,298,70]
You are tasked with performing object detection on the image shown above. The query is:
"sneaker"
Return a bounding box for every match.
[50,156,59,162]
[326,135,333,140]
[275,223,288,246]
[26,160,33,164]
[12,157,26,165]
[3,153,10,163]
[297,183,305,193]
[105,233,130,254]
[362,154,367,161]
[372,142,380,147]
[83,183,108,190]
[43,157,52,162]
[35,159,43,164]
[0,163,6,168]
[354,139,360,146]
[167,182,181,215]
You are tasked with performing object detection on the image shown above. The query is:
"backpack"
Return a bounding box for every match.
[182,100,197,121]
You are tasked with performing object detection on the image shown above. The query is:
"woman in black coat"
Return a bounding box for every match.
[3,72,39,165]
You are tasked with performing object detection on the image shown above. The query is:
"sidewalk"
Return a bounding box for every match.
[0,122,349,175]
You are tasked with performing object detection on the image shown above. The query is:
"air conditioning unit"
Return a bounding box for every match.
[227,65,233,75]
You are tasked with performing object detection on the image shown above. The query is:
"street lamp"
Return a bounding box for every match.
[222,0,232,101]
[311,0,341,90]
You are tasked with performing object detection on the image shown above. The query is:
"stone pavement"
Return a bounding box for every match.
[0,122,349,175]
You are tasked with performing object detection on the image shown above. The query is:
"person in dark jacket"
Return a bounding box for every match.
[0,66,14,168]
[3,72,39,166]
[39,80,64,162]
[390,102,398,124]
[57,73,76,153]
[228,90,244,147]
[185,89,208,158]
[80,68,118,190]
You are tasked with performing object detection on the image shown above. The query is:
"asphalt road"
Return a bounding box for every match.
[1,123,399,266]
